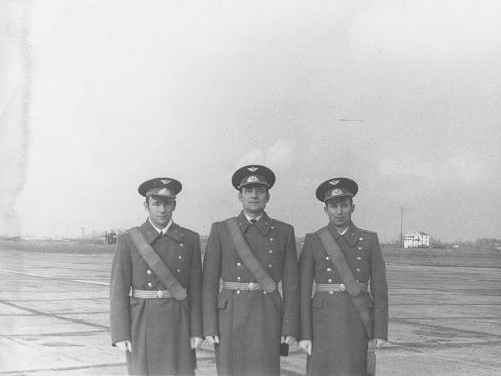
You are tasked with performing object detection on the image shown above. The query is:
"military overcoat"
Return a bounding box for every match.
[110,220,203,376]
[299,222,388,376]
[202,212,299,376]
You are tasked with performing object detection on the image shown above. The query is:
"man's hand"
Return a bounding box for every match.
[298,340,312,356]
[205,335,220,345]
[190,336,203,349]
[115,340,132,352]
[281,336,296,345]
[374,338,388,348]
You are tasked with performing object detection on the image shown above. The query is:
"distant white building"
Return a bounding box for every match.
[404,231,430,248]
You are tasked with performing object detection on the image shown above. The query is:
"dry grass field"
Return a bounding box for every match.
[0,238,500,375]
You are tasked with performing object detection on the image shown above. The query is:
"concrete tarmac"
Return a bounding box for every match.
[0,247,500,375]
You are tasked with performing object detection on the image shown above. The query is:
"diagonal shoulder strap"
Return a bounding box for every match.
[317,228,362,296]
[225,218,276,293]
[317,227,372,338]
[127,227,186,301]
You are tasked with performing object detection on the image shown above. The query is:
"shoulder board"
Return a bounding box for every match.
[126,226,139,234]
[271,218,292,227]
[314,226,329,236]
[178,226,199,237]
[357,228,377,235]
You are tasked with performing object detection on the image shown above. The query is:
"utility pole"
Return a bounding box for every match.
[81,228,85,238]
[400,207,404,248]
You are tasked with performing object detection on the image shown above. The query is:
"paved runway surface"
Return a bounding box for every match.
[0,245,500,375]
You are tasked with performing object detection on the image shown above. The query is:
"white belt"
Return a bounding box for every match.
[130,288,173,299]
[316,283,368,292]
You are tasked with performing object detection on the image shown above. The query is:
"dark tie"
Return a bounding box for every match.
[250,219,257,225]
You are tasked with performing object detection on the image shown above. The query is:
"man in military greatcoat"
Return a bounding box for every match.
[298,178,388,376]
[110,178,203,375]
[202,165,299,376]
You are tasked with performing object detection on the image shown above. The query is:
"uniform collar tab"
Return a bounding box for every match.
[238,211,272,235]
[141,220,182,243]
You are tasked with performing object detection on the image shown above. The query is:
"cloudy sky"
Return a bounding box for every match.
[1,0,500,242]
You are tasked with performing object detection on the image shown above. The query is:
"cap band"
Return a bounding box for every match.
[324,187,353,201]
[239,174,270,188]
[146,187,175,198]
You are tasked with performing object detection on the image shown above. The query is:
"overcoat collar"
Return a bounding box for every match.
[237,211,272,235]
[327,221,360,247]
[139,219,182,244]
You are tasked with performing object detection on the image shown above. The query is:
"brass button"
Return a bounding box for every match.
[357,256,362,260]
[356,268,361,272]
[358,247,363,250]
[325,256,329,260]
[359,237,363,241]
[178,255,182,259]
[236,290,241,294]
[269,238,274,242]
[268,264,272,268]
[177,269,181,273]
[147,270,152,275]
[329,291,334,295]
[147,282,152,288]
[237,276,241,281]
[328,279,332,283]
[271,226,274,229]
[180,243,184,247]
[327,268,332,272]
[269,250,273,254]
[263,291,266,295]
[237,262,242,267]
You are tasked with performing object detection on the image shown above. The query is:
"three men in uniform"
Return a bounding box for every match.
[110,172,388,376]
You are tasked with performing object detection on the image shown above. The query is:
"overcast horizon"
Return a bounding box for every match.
[1,1,501,243]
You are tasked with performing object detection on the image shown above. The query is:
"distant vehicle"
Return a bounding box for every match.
[105,231,117,244]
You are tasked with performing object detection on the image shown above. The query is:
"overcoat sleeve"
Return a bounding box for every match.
[109,234,132,345]
[202,222,222,337]
[298,233,314,341]
[281,225,299,338]
[189,233,203,338]
[369,233,389,340]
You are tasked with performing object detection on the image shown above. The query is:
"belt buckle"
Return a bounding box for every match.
[248,282,255,291]
[339,283,346,292]
[156,290,164,299]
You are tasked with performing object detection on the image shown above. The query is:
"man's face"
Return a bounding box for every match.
[324,197,355,228]
[238,184,269,215]
[144,196,176,228]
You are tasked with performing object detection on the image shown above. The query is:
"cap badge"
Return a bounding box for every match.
[158,188,170,195]
[247,175,258,182]
[160,179,171,185]
[247,167,258,172]
[329,179,340,185]
[332,188,341,196]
